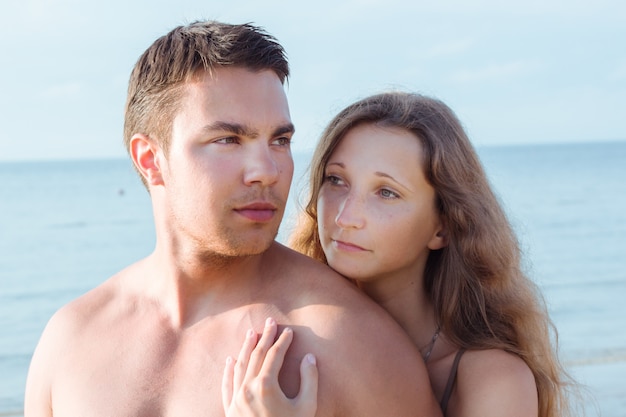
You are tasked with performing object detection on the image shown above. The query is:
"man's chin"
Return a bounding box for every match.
[224,231,278,257]
[241,233,278,255]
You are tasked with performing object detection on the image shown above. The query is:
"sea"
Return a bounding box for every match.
[1,141,625,416]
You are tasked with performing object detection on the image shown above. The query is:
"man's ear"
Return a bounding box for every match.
[428,227,448,251]
[130,133,164,186]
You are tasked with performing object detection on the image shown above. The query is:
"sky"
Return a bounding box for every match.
[0,0,624,161]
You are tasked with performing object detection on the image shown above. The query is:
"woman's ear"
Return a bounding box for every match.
[428,227,448,250]
[130,133,164,187]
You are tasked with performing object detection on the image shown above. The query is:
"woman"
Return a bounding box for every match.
[222,92,576,417]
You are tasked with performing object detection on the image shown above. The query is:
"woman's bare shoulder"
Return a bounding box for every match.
[453,349,538,417]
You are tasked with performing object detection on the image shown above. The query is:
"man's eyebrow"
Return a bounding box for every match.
[202,121,257,137]
[273,123,295,137]
[201,121,295,138]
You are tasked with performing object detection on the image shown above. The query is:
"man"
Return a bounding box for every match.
[25,21,439,416]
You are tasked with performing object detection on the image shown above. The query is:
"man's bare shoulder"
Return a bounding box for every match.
[265,242,415,336]
[265,244,396,324]
[38,259,146,347]
[41,279,115,346]
[265,243,362,297]
[265,243,441,416]
[24,267,132,415]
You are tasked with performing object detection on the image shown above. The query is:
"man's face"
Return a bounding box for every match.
[160,67,294,257]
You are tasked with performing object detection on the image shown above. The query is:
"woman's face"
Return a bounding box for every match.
[317,123,446,292]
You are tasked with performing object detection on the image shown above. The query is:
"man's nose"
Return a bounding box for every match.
[243,144,280,186]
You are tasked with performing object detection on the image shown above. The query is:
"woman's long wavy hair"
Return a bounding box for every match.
[289,92,577,417]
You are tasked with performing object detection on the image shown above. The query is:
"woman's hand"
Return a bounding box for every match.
[222,317,318,417]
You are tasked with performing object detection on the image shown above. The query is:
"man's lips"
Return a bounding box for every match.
[234,202,278,222]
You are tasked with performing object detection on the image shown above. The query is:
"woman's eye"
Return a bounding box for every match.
[380,188,399,199]
[324,174,343,185]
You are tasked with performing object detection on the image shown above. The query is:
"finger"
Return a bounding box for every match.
[234,328,258,391]
[297,354,319,415]
[221,356,235,413]
[259,326,294,379]
[247,317,279,377]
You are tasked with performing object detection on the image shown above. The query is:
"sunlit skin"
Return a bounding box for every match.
[154,68,295,261]
[223,122,538,417]
[317,123,447,364]
[25,68,441,417]
[316,125,536,416]
[24,67,299,417]
[317,123,446,301]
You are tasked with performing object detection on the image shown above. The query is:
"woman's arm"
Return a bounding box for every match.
[222,317,318,417]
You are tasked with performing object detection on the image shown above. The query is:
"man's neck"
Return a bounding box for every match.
[139,243,273,328]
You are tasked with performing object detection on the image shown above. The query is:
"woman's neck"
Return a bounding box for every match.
[362,277,438,355]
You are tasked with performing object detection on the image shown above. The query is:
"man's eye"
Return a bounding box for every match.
[216,136,239,144]
[273,137,292,146]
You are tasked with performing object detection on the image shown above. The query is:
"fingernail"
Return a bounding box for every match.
[226,356,233,364]
[247,328,255,338]
[283,327,292,334]
[266,317,275,327]
[306,353,316,365]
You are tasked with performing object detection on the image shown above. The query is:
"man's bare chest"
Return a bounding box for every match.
[51,313,305,416]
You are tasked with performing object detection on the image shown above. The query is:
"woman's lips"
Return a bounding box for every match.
[332,239,367,252]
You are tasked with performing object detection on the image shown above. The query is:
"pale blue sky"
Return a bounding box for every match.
[1,0,624,161]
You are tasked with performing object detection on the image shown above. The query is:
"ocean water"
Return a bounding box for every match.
[1,141,625,416]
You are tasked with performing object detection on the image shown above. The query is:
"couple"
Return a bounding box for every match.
[25,20,573,417]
